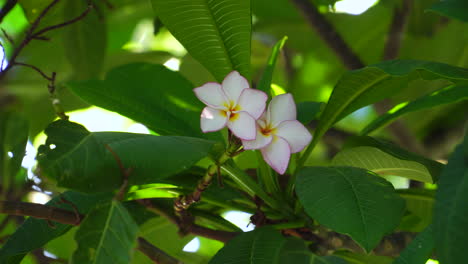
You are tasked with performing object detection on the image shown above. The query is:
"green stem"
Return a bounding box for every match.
[256,151,280,194]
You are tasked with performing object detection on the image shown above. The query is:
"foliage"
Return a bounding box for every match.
[0,0,467,263]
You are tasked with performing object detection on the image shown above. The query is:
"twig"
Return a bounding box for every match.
[0,0,18,24]
[0,201,83,226]
[32,4,93,39]
[1,28,14,44]
[137,237,182,264]
[290,0,364,70]
[105,144,132,201]
[13,62,55,81]
[139,199,239,243]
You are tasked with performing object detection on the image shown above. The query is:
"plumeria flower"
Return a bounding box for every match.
[242,93,312,174]
[194,71,267,140]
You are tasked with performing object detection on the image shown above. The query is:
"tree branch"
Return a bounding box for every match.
[137,237,182,264]
[290,0,364,69]
[139,199,239,243]
[383,0,412,60]
[0,201,83,226]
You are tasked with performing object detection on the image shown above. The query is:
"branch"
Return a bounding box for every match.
[383,0,412,60]
[139,199,239,243]
[0,201,83,226]
[290,0,364,69]
[137,237,182,264]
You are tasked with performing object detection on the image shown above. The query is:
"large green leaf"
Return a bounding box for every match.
[331,146,435,183]
[433,132,468,264]
[209,227,336,264]
[393,224,434,264]
[0,191,111,264]
[341,136,443,182]
[37,120,214,192]
[310,60,468,151]
[296,166,406,252]
[362,84,468,135]
[334,251,393,264]
[68,63,208,138]
[71,200,139,264]
[151,0,251,81]
[428,0,468,23]
[0,111,28,189]
[63,0,106,79]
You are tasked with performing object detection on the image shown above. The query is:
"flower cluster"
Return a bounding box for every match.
[194,71,312,174]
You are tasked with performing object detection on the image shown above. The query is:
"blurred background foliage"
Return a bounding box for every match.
[0,0,467,262]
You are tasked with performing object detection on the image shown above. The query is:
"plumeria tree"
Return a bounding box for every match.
[0,0,467,263]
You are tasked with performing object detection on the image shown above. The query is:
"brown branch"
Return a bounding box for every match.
[139,199,239,243]
[32,4,93,39]
[13,62,55,81]
[383,0,412,60]
[137,237,182,264]
[0,201,83,226]
[290,0,364,70]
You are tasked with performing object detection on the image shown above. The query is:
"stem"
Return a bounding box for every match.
[0,201,82,226]
[256,151,279,194]
[137,237,182,264]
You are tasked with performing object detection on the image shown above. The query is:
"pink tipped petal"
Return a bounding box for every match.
[268,93,297,126]
[227,112,256,140]
[275,120,312,153]
[236,89,267,119]
[242,127,273,150]
[200,107,228,132]
[194,83,227,108]
[222,71,250,103]
[261,136,291,175]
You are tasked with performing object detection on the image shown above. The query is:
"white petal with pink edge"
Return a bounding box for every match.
[268,93,296,127]
[200,107,228,132]
[227,112,256,140]
[275,120,312,153]
[236,89,267,119]
[261,136,291,174]
[222,71,250,103]
[242,127,273,150]
[193,83,227,108]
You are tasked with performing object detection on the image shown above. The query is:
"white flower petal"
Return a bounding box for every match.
[200,107,228,132]
[227,112,256,140]
[275,120,312,153]
[194,83,227,108]
[268,93,297,127]
[242,126,273,150]
[236,89,267,119]
[261,136,291,175]
[222,71,250,103]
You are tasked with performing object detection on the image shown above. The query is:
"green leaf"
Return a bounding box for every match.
[209,227,331,264]
[296,166,406,252]
[331,146,435,183]
[150,0,251,81]
[362,84,468,135]
[37,120,215,192]
[393,224,434,264]
[433,132,468,264]
[297,101,324,125]
[428,0,468,23]
[309,60,468,153]
[397,189,434,232]
[71,200,139,264]
[341,136,443,182]
[335,251,393,264]
[63,0,106,79]
[68,63,209,138]
[0,191,111,264]
[257,36,288,95]
[0,111,28,190]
